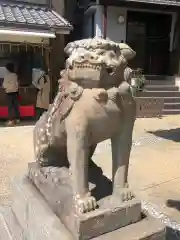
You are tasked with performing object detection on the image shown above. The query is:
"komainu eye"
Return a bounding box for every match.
[106,67,113,74]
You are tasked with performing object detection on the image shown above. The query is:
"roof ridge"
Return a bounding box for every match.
[0,1,49,10]
[1,0,47,4]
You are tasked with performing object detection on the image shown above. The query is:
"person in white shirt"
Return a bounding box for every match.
[2,63,20,126]
[32,68,50,120]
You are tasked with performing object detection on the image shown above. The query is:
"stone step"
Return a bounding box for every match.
[163,109,180,115]
[136,97,180,104]
[163,97,180,103]
[0,207,25,240]
[137,91,180,97]
[145,85,179,92]
[164,102,180,110]
[145,75,174,81]
[145,80,176,86]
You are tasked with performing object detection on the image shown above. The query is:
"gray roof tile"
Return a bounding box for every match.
[0,3,72,30]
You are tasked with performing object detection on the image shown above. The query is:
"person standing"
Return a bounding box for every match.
[33,69,50,120]
[2,62,20,126]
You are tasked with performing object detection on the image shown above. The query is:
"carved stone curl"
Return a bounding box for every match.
[33,38,137,214]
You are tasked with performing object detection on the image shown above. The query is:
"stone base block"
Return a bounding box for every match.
[8,174,166,240]
[0,177,165,239]
[0,208,166,240]
[28,162,142,239]
[0,207,25,240]
[94,217,165,240]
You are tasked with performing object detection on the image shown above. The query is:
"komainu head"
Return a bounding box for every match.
[64,38,136,89]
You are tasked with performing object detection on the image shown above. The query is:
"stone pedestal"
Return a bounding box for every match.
[0,163,166,240]
[28,163,142,239]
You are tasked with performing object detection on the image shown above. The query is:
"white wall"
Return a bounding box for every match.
[107,6,127,43]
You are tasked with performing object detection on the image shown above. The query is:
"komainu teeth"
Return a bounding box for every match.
[73,62,101,70]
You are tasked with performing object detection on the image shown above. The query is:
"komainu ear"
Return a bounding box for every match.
[119,43,136,61]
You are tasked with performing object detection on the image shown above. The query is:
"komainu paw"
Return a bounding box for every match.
[74,193,98,214]
[114,185,135,202]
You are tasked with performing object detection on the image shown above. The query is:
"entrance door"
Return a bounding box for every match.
[126,11,172,75]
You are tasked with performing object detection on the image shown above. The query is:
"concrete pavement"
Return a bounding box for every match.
[0,116,180,235]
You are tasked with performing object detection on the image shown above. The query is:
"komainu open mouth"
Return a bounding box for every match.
[73,62,102,71]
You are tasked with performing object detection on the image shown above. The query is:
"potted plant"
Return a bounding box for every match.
[131,68,146,96]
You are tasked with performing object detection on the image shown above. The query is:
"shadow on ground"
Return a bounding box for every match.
[0,119,36,127]
[147,128,180,142]
[166,227,180,240]
[166,199,180,239]
[89,160,112,200]
[167,199,180,211]
[160,200,180,239]
[41,151,113,202]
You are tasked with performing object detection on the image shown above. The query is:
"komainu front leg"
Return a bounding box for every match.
[111,132,134,202]
[111,99,136,202]
[66,120,97,214]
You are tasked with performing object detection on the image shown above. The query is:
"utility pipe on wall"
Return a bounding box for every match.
[103,5,107,39]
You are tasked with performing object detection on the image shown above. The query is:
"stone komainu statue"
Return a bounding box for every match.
[33,38,137,214]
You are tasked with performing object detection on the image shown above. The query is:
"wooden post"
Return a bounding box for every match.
[49,39,54,103]
[48,48,53,104]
